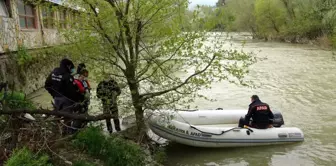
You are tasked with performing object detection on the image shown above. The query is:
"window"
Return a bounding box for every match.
[42,7,55,29]
[59,9,66,28]
[17,0,36,29]
[0,0,9,17]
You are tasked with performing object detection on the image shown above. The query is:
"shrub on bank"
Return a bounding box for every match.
[152,146,167,165]
[73,126,146,166]
[74,160,98,166]
[4,147,51,166]
[0,91,36,110]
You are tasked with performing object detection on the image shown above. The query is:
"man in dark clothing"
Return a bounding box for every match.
[45,58,82,105]
[97,78,121,133]
[45,58,83,134]
[243,95,274,129]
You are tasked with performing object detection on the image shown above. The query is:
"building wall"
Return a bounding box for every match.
[0,0,73,54]
[0,17,17,53]
[0,0,78,94]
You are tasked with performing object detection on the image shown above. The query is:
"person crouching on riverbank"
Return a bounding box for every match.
[97,77,121,133]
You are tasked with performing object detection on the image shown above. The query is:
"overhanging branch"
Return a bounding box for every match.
[137,39,187,82]
[84,0,128,66]
[140,54,217,100]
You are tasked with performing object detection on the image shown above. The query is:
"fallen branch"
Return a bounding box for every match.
[0,109,115,121]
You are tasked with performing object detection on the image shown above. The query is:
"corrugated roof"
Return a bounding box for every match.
[46,0,64,5]
[45,0,83,11]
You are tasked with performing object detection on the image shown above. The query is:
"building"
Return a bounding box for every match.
[0,0,82,94]
[0,0,78,54]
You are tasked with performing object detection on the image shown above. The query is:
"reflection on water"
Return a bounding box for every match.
[165,142,312,166]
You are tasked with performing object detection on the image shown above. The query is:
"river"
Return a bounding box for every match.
[30,33,336,166]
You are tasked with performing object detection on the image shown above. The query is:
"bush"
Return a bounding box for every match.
[5,147,51,166]
[0,91,36,110]
[152,147,167,165]
[73,126,146,166]
[73,160,97,166]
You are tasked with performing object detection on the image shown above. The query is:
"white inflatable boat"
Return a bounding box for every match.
[148,109,304,148]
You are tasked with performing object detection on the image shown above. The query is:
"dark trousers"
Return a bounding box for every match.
[103,103,121,133]
[72,101,90,130]
[54,97,76,134]
[238,117,270,129]
[106,118,121,134]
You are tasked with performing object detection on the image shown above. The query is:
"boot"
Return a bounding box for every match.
[106,119,113,134]
[113,118,121,132]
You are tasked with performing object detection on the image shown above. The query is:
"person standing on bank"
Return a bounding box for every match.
[96,77,121,133]
[44,58,83,133]
[73,69,91,129]
[243,95,274,129]
[74,63,91,113]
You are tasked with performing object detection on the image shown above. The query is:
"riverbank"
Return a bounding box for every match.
[257,34,334,51]
[2,81,165,165]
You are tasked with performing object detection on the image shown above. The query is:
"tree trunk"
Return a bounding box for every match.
[127,76,149,143]
[281,0,296,20]
[134,106,147,140]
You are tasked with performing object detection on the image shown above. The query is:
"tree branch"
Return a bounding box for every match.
[106,0,130,64]
[125,0,131,16]
[140,54,217,100]
[89,56,126,75]
[84,0,128,66]
[0,109,117,121]
[137,39,187,82]
[135,19,142,68]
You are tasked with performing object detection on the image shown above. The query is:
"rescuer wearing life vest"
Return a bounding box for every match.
[73,68,91,129]
[243,95,274,129]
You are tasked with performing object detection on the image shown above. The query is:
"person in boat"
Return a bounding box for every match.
[242,95,274,129]
[97,76,122,133]
[44,58,83,134]
[73,68,91,129]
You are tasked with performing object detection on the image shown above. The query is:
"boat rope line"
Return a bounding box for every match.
[150,124,304,143]
[189,125,254,136]
[174,110,254,136]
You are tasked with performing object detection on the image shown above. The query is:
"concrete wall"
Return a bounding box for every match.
[0,46,79,94]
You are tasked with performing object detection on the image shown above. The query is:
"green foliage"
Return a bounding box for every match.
[73,126,146,166]
[5,147,52,166]
[0,91,36,110]
[152,147,167,165]
[73,161,97,166]
[16,45,33,66]
[212,0,336,45]
[254,0,287,36]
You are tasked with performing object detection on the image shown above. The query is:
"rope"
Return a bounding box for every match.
[173,109,254,136]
